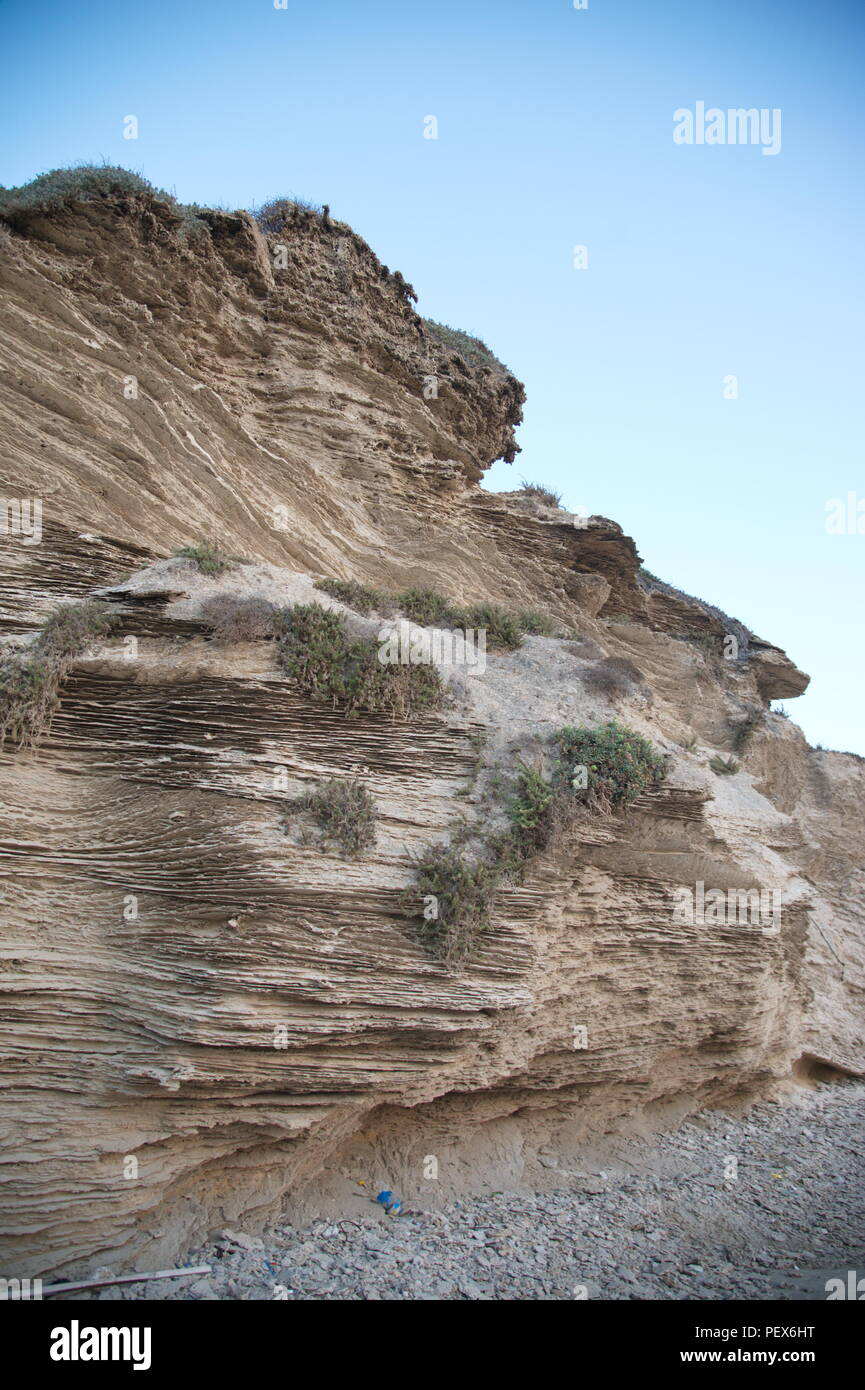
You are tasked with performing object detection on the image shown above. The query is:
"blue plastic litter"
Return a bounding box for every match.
[375,1188,402,1214]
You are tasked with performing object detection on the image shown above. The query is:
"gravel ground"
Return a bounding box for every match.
[82,1082,864,1302]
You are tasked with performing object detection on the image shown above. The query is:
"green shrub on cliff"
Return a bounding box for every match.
[36,599,116,660]
[312,580,558,652]
[0,600,117,750]
[404,721,667,964]
[0,655,61,750]
[394,588,539,652]
[512,607,560,637]
[404,841,502,963]
[554,722,668,812]
[709,754,740,776]
[519,479,562,507]
[0,165,157,221]
[0,165,208,238]
[287,775,377,858]
[252,196,324,232]
[313,578,393,616]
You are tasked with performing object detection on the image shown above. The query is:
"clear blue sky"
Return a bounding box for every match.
[2,0,863,753]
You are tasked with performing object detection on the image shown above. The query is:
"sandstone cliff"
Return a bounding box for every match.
[1,178,862,1279]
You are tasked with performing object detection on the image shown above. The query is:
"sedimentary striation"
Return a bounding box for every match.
[0,182,861,1278]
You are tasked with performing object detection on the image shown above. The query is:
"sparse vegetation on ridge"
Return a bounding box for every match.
[174,541,247,576]
[397,590,526,650]
[313,580,562,649]
[422,319,510,374]
[196,594,445,716]
[0,165,209,239]
[252,199,417,301]
[198,594,278,642]
[449,601,522,652]
[812,744,864,761]
[276,602,445,719]
[519,479,562,507]
[394,586,457,628]
[314,578,394,616]
[252,196,324,232]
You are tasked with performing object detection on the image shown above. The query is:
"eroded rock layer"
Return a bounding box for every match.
[0,193,861,1278]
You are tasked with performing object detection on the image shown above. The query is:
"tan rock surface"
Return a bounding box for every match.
[0,191,860,1279]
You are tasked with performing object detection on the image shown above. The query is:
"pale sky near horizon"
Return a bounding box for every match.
[2,0,863,753]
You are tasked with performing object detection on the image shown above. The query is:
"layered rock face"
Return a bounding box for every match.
[0,190,861,1279]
